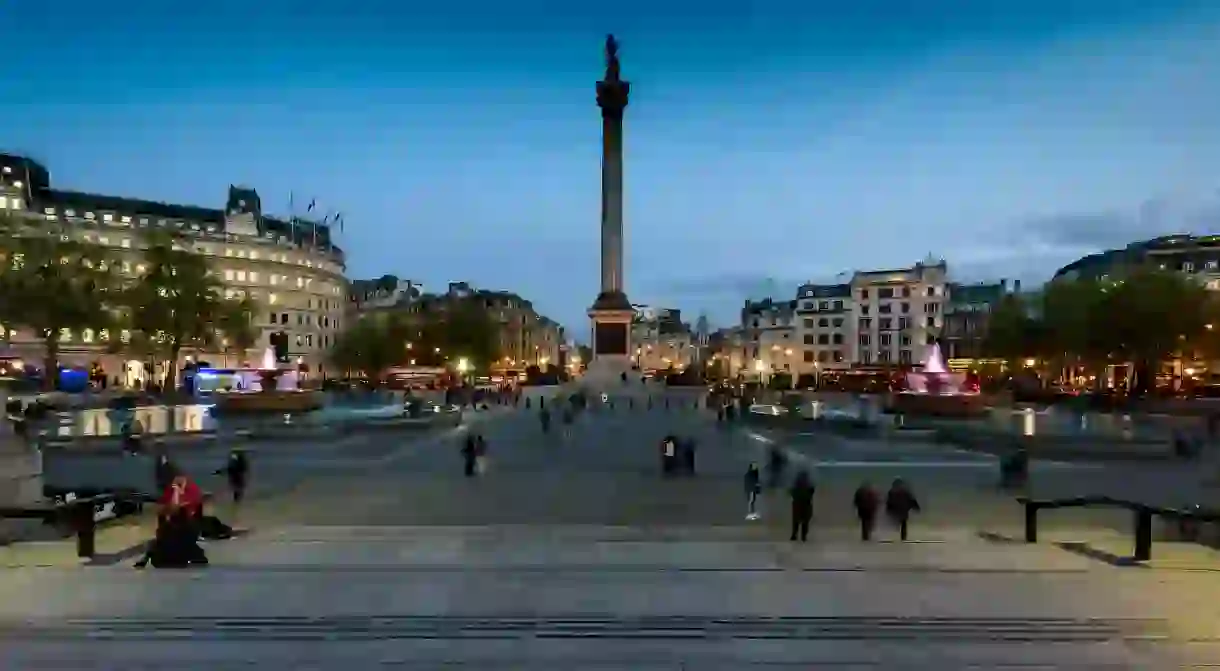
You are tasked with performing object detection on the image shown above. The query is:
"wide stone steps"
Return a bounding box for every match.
[0,615,1163,643]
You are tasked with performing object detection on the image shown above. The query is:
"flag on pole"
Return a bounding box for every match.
[334,212,344,233]
[288,192,296,223]
[307,199,316,212]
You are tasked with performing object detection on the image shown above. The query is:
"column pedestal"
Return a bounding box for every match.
[586,291,635,389]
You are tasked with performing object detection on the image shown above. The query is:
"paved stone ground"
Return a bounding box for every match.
[3,397,1220,667]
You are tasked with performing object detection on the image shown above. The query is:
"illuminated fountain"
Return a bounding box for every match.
[212,347,323,414]
[889,340,986,418]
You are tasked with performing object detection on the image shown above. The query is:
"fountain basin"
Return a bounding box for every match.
[887,392,988,418]
[212,390,325,415]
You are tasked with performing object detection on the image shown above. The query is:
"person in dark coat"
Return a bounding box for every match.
[885,478,921,541]
[153,453,178,494]
[853,481,879,541]
[789,470,815,542]
[461,435,478,477]
[216,449,249,504]
[744,463,762,520]
[660,435,678,476]
[682,437,697,475]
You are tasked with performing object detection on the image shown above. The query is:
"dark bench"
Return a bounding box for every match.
[1017,495,1220,562]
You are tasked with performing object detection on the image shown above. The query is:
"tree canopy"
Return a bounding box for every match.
[121,233,257,385]
[0,214,123,388]
[983,267,1219,390]
[328,298,500,379]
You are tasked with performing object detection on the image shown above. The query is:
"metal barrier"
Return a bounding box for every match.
[0,491,156,559]
[1017,495,1220,562]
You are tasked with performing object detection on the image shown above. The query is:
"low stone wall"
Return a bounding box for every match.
[932,426,1174,461]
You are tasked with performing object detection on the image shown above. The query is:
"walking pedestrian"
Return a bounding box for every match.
[789,470,815,542]
[852,481,879,541]
[474,434,489,475]
[744,463,761,520]
[461,434,478,477]
[660,434,678,476]
[215,449,249,504]
[885,478,921,541]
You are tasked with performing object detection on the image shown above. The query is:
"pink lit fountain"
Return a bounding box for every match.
[890,341,986,417]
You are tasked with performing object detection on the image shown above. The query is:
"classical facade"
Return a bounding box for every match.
[740,298,797,379]
[631,306,692,373]
[376,281,565,373]
[0,154,347,385]
[794,282,852,373]
[942,279,1019,360]
[850,260,947,366]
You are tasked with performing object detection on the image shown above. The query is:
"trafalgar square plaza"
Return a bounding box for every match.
[2,38,1220,669]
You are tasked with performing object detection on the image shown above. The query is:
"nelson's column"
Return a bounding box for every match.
[586,34,636,382]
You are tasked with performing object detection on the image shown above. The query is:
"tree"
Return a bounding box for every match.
[216,296,260,366]
[576,344,592,367]
[989,268,1218,394]
[982,294,1043,368]
[327,314,411,380]
[1101,267,1213,393]
[121,233,256,388]
[0,214,122,389]
[419,298,498,370]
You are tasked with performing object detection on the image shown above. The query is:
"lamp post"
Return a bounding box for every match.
[754,358,767,387]
[456,357,470,385]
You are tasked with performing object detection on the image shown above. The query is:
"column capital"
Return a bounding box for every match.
[597,80,630,117]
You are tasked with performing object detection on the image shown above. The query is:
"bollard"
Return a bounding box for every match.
[540,397,546,409]
[1023,503,1038,543]
[526,398,531,409]
[283,412,293,425]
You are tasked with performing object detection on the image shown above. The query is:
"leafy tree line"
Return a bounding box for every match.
[983,266,1218,393]
[328,298,499,379]
[0,214,257,390]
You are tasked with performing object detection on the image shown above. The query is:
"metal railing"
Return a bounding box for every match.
[1017,495,1220,562]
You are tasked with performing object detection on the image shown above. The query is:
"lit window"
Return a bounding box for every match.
[269,293,278,304]
[249,251,259,260]
[236,271,247,282]
[65,209,75,217]
[102,214,113,223]
[59,328,72,342]
[120,239,131,248]
[224,269,235,281]
[136,264,146,274]
[120,215,131,224]
[98,237,109,245]
[249,272,259,283]
[82,329,94,343]
[1,166,9,174]
[43,207,54,215]
[224,249,233,257]
[84,212,94,220]
[12,181,22,189]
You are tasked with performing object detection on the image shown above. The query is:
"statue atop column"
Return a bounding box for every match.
[604,34,621,82]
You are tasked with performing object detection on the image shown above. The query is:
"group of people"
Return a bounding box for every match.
[744,461,921,542]
[134,449,248,569]
[660,434,697,476]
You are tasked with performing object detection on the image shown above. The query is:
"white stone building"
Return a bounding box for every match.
[850,259,947,366]
[794,282,853,377]
[631,306,692,372]
[0,154,348,385]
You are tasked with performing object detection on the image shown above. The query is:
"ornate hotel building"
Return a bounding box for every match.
[0,153,348,386]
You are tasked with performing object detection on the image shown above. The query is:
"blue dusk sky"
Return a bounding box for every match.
[2,1,1218,332]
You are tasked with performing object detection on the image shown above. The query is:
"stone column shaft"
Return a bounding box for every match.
[600,113,624,294]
